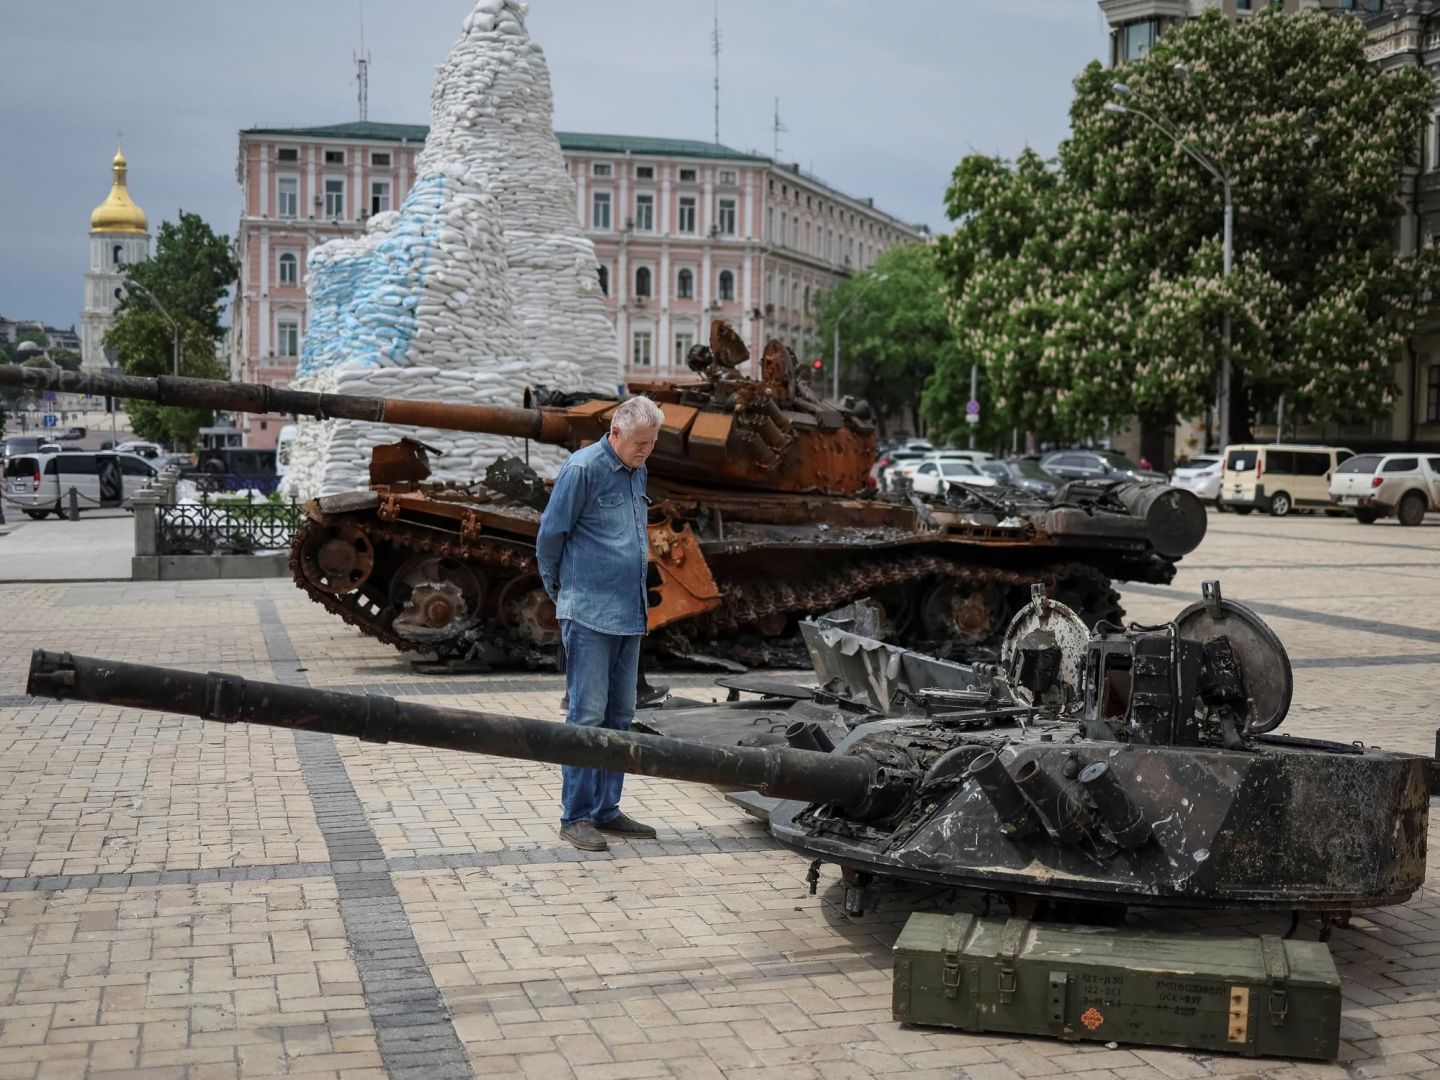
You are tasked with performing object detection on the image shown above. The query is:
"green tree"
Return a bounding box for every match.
[815,243,963,440]
[104,314,225,445]
[104,211,238,445]
[932,9,1440,445]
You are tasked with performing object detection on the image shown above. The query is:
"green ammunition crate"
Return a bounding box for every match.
[893,913,1340,1060]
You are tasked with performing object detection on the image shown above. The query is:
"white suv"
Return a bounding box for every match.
[1329,453,1440,526]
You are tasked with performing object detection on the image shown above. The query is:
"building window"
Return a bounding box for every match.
[635,266,652,298]
[632,330,653,367]
[112,244,124,267]
[676,268,694,299]
[717,198,737,236]
[680,168,697,182]
[592,191,611,230]
[277,177,298,218]
[674,330,695,366]
[803,286,810,312]
[718,270,735,301]
[636,165,654,179]
[596,265,609,296]
[592,162,612,177]
[324,178,345,219]
[635,193,654,231]
[371,151,391,166]
[1236,0,1252,8]
[1121,19,1159,62]
[277,147,298,163]
[1428,365,1440,423]
[719,169,737,184]
[370,180,392,216]
[277,319,299,357]
[324,149,345,165]
[678,196,696,234]
[278,252,298,286]
[780,211,787,246]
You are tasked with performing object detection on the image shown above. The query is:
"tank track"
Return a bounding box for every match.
[290,517,1124,666]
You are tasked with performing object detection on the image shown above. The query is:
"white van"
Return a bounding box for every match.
[1219,444,1353,517]
[3,451,157,519]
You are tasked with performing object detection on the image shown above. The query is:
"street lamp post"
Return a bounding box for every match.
[1106,74,1234,449]
[120,281,181,378]
[831,271,888,401]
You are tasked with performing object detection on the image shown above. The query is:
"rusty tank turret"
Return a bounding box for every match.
[0,323,1206,668]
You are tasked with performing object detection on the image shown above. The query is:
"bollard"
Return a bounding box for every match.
[67,487,79,522]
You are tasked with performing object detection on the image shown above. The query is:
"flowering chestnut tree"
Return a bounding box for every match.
[930,8,1440,444]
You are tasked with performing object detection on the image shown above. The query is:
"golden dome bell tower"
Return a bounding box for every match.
[82,143,151,370]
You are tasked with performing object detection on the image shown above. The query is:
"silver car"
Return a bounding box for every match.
[1169,455,1223,504]
[1329,452,1440,526]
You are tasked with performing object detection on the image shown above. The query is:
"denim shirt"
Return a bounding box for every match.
[535,437,649,636]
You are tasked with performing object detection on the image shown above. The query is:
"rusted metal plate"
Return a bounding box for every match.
[656,404,699,458]
[645,519,722,631]
[687,411,733,464]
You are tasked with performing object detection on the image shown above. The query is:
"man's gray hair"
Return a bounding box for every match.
[611,395,664,435]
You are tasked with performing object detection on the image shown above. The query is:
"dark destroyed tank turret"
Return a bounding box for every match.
[24,582,1439,919]
[0,324,1207,669]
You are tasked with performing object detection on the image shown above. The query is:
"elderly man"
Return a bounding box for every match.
[536,395,665,851]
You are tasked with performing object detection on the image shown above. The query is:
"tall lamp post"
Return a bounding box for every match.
[119,281,181,377]
[831,271,888,401]
[1106,69,1233,449]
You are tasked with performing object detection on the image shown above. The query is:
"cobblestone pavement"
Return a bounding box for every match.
[0,512,1436,1079]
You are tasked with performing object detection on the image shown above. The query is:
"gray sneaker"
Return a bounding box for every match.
[559,820,607,851]
[595,812,657,839]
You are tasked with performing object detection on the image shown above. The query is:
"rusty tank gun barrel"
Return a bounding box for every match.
[0,364,574,444]
[26,650,884,812]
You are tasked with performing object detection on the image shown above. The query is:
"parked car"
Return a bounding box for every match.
[1039,449,1166,484]
[1329,452,1440,526]
[926,449,995,466]
[870,449,926,491]
[1220,443,1353,517]
[910,459,999,496]
[115,440,164,460]
[979,458,1058,497]
[2,451,157,518]
[2,435,42,460]
[1169,454,1224,505]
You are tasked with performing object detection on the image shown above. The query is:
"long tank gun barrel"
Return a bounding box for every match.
[0,365,574,445]
[26,650,884,813]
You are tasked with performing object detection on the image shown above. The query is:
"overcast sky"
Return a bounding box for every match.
[1,1,1108,331]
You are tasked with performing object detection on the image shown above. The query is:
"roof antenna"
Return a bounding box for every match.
[711,1,722,144]
[354,3,371,122]
[772,97,786,161]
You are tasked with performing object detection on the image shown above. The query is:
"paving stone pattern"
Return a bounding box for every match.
[0,513,1437,1078]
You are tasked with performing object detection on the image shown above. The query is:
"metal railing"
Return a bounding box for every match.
[156,491,304,556]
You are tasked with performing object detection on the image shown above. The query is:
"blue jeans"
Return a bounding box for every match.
[559,620,642,826]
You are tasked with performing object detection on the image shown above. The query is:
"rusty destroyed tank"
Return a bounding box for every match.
[22,580,1440,918]
[0,324,1207,669]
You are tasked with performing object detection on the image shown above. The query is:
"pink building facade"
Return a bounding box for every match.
[230,123,924,447]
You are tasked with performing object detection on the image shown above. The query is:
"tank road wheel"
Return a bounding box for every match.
[297,522,376,596]
[1051,574,1123,631]
[872,585,919,638]
[496,574,560,647]
[388,556,485,645]
[919,579,1006,645]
